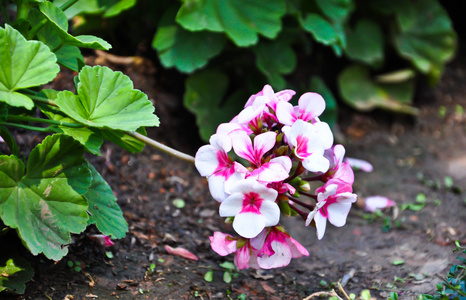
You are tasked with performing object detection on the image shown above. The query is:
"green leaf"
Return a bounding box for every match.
[345,19,384,67]
[176,0,286,47]
[392,260,405,265]
[0,24,59,109]
[223,271,232,283]
[315,0,353,22]
[0,253,34,294]
[153,8,226,73]
[338,65,418,115]
[0,134,91,260]
[55,65,159,131]
[53,0,136,18]
[184,69,245,141]
[392,0,456,83]
[0,126,20,157]
[253,38,296,90]
[204,270,213,282]
[85,163,127,239]
[39,90,103,156]
[219,261,235,270]
[55,45,85,72]
[34,2,112,50]
[309,76,337,128]
[300,13,345,56]
[100,127,146,154]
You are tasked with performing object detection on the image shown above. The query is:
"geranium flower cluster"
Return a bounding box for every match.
[195,85,357,269]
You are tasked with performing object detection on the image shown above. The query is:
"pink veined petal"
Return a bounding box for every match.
[335,192,358,204]
[364,196,396,212]
[275,89,296,102]
[223,170,247,196]
[317,184,338,201]
[165,245,198,261]
[303,153,330,173]
[276,101,297,126]
[249,161,289,183]
[270,156,292,173]
[233,212,266,238]
[234,244,251,269]
[237,103,265,124]
[252,132,277,162]
[333,162,355,185]
[209,232,237,256]
[345,157,374,172]
[219,193,244,217]
[327,202,352,227]
[298,92,326,121]
[230,131,257,165]
[314,212,327,240]
[287,237,309,258]
[258,200,280,227]
[257,240,292,269]
[305,201,325,226]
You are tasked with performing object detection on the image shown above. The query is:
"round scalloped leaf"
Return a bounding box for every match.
[85,163,128,238]
[315,0,354,22]
[300,13,344,56]
[0,135,91,260]
[184,68,245,141]
[176,0,286,47]
[100,127,146,154]
[54,0,136,18]
[345,19,384,67]
[0,24,59,109]
[39,89,103,156]
[392,0,456,83]
[153,8,226,73]
[55,66,159,131]
[37,1,111,50]
[253,38,296,90]
[338,65,418,115]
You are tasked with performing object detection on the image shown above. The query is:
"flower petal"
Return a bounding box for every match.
[303,153,330,173]
[233,212,266,238]
[165,245,198,260]
[195,145,219,177]
[219,192,244,217]
[327,202,352,227]
[298,92,326,121]
[209,232,237,256]
[314,212,327,240]
[364,196,396,212]
[345,157,374,172]
[276,101,297,126]
[258,201,280,227]
[257,240,292,269]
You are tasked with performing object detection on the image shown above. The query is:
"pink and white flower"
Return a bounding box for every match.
[219,178,279,238]
[276,92,326,126]
[256,227,309,269]
[195,133,246,202]
[305,179,357,239]
[363,196,396,212]
[322,145,354,185]
[283,119,333,173]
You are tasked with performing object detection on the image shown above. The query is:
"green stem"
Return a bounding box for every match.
[0,122,53,133]
[59,0,79,12]
[7,115,84,128]
[435,274,466,297]
[127,131,195,164]
[26,93,58,107]
[27,18,48,40]
[16,0,30,20]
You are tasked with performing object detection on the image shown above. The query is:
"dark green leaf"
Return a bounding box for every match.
[85,163,127,238]
[0,135,90,260]
[338,65,418,115]
[0,126,20,157]
[100,127,146,154]
[345,19,384,67]
[153,8,226,73]
[315,0,353,22]
[0,251,34,294]
[176,0,286,47]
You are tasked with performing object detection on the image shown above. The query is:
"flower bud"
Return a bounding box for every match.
[298,180,311,192]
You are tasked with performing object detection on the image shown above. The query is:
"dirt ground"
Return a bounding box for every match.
[3,49,466,300]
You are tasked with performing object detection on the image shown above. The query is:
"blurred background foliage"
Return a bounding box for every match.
[55,0,458,141]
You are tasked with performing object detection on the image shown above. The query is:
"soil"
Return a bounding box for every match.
[3,49,466,300]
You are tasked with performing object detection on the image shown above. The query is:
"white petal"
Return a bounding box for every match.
[259,201,280,227]
[345,157,374,172]
[314,213,327,240]
[276,101,297,126]
[250,162,289,183]
[233,212,266,238]
[335,192,358,204]
[313,122,334,149]
[230,131,256,164]
[364,196,395,212]
[194,145,219,177]
[209,133,232,153]
[303,153,330,173]
[298,92,325,120]
[207,175,228,202]
[327,202,352,227]
[270,156,292,173]
[317,184,338,202]
[219,193,244,217]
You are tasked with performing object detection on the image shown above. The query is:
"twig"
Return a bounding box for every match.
[303,290,342,300]
[337,282,352,300]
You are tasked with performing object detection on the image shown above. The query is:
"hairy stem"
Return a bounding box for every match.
[127,131,195,164]
[0,122,52,132]
[59,0,79,11]
[7,115,84,128]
